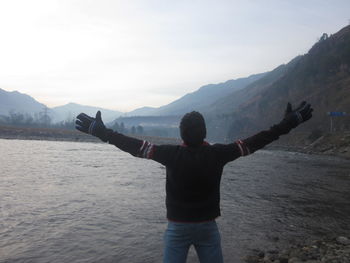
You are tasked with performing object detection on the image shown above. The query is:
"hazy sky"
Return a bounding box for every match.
[0,0,349,112]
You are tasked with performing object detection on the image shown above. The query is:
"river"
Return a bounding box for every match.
[0,139,349,263]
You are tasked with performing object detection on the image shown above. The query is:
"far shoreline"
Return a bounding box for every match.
[0,125,349,159]
[0,125,181,145]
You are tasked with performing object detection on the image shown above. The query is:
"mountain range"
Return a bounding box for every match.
[126,72,266,116]
[0,90,123,123]
[0,72,267,123]
[1,25,349,141]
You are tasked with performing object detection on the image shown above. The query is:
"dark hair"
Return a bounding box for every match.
[180,111,206,146]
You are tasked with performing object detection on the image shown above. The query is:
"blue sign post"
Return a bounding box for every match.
[327,112,347,132]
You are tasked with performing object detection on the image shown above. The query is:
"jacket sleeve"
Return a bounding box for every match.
[214,120,293,164]
[242,121,292,154]
[107,131,159,159]
[107,131,176,166]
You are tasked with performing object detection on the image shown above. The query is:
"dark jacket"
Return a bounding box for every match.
[107,122,292,222]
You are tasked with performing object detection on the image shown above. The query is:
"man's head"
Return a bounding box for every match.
[180,111,206,146]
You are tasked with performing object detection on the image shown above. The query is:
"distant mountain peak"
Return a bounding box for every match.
[0,88,48,116]
[51,102,123,123]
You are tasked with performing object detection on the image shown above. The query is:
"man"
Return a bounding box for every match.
[75,102,313,263]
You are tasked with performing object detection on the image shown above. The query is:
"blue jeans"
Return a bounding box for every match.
[163,220,224,263]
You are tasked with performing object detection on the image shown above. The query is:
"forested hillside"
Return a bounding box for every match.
[206,25,350,141]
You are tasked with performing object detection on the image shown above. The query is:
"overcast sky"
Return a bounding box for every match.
[0,0,349,112]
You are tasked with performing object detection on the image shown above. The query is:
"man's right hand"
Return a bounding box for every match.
[283,101,313,128]
[75,111,111,142]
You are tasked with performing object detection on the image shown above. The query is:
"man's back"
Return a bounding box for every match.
[152,143,228,222]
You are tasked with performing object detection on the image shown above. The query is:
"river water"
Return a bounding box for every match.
[0,139,349,263]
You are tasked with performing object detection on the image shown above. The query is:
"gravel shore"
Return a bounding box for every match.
[268,132,350,159]
[243,236,350,263]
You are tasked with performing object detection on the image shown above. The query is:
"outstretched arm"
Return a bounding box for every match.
[75,111,153,158]
[216,102,313,163]
[242,101,313,153]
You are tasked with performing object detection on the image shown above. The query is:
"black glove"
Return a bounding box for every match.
[75,111,112,142]
[283,101,313,128]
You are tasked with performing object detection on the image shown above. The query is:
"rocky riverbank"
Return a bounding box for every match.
[243,236,350,263]
[268,131,350,159]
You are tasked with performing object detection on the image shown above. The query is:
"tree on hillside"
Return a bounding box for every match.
[136,125,144,134]
[319,33,328,42]
[38,107,52,127]
[120,122,125,133]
